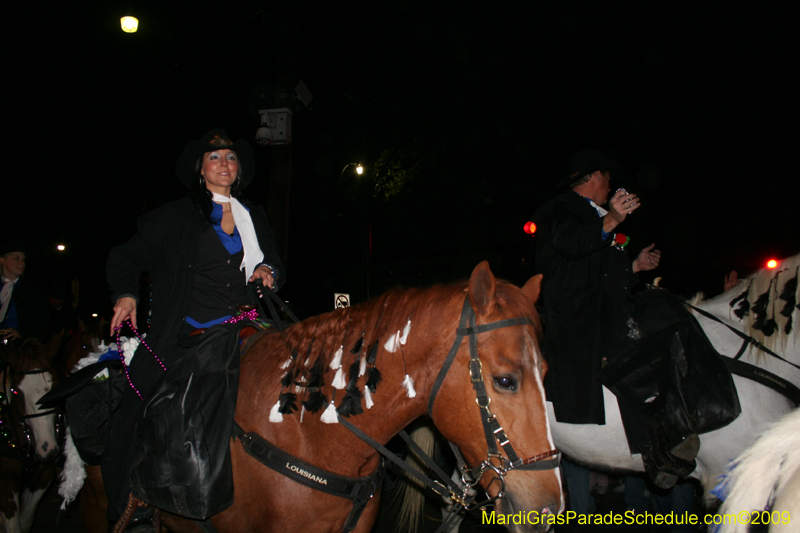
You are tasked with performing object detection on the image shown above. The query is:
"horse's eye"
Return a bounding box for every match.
[493,376,516,391]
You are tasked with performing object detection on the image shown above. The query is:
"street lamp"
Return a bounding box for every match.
[120,16,139,33]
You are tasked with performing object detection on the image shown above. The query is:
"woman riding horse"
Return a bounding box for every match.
[104,128,284,526]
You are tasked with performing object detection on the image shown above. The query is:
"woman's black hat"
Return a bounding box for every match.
[175,128,255,189]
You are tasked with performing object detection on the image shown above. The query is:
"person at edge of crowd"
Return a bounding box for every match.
[1,245,51,343]
[530,149,698,504]
[104,128,284,528]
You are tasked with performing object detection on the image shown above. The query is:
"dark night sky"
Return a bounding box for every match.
[5,1,799,319]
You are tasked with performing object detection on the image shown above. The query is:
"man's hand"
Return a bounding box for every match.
[633,244,661,273]
[604,189,641,233]
[111,297,137,335]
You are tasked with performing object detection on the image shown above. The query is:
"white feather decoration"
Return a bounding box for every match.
[364,387,374,409]
[384,331,400,353]
[321,402,339,424]
[58,428,87,510]
[300,405,306,423]
[402,374,416,398]
[269,401,283,422]
[279,358,292,369]
[359,356,367,377]
[330,345,344,369]
[399,319,412,344]
[332,367,347,389]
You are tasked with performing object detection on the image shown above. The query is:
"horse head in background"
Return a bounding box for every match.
[1,334,62,533]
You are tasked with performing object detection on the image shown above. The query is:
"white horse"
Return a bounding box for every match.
[716,407,800,533]
[1,336,62,533]
[549,253,800,501]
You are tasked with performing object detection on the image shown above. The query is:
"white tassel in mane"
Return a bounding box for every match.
[384,331,401,353]
[330,345,344,369]
[58,428,86,510]
[279,357,293,369]
[399,319,412,345]
[300,405,306,423]
[321,402,338,424]
[359,356,367,377]
[269,401,283,423]
[364,387,374,409]
[332,367,347,389]
[402,374,416,398]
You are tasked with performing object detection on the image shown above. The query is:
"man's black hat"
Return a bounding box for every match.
[557,149,621,188]
[175,128,255,189]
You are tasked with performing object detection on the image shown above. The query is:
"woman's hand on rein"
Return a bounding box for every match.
[249,265,275,290]
[111,297,138,334]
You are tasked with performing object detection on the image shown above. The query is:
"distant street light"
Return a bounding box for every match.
[120,16,139,33]
[56,244,66,251]
[356,164,364,175]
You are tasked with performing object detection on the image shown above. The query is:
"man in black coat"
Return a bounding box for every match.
[532,149,695,492]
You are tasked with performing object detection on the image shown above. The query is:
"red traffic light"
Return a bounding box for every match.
[523,221,537,235]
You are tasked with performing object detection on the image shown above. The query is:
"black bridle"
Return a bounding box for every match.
[426,296,561,502]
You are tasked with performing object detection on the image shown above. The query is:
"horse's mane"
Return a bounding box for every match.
[702,252,800,356]
[248,276,541,418]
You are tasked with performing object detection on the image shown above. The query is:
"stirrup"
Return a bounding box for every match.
[112,494,161,533]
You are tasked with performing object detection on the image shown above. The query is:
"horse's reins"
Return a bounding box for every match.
[686,303,800,406]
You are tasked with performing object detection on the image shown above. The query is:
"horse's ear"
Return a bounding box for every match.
[522,274,543,305]
[469,261,497,316]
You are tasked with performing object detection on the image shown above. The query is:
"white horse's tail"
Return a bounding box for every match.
[717,408,800,533]
[394,423,438,533]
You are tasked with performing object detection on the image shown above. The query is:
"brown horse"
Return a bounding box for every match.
[142,262,557,532]
[0,335,62,533]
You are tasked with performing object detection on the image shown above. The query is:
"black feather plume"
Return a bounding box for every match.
[302,388,327,413]
[367,340,379,365]
[307,358,326,388]
[280,368,296,388]
[366,366,382,393]
[751,282,772,332]
[730,281,752,319]
[337,387,364,417]
[350,331,364,354]
[347,360,360,390]
[278,392,298,415]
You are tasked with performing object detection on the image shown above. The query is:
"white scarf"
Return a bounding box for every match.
[211,193,264,282]
[0,277,18,323]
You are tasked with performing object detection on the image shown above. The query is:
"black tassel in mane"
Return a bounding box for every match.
[281,368,296,388]
[302,388,327,413]
[751,280,773,333]
[730,281,752,319]
[347,359,360,390]
[278,392,298,415]
[367,340,379,365]
[307,358,326,388]
[366,366,382,393]
[779,270,797,334]
[350,331,364,354]
[337,387,364,418]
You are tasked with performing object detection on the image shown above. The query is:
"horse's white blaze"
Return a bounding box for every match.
[533,353,565,514]
[19,372,58,459]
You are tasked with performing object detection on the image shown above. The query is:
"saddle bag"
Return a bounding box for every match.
[600,289,741,436]
[129,321,249,520]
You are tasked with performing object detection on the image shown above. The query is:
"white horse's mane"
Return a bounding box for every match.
[695,252,800,357]
[717,407,800,533]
